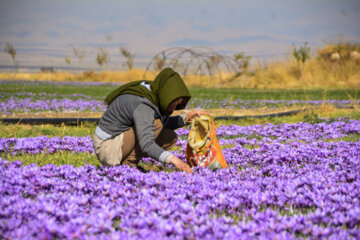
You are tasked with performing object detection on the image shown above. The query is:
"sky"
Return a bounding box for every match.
[0,0,359,69]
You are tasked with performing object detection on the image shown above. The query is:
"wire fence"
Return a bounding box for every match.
[143,46,240,83]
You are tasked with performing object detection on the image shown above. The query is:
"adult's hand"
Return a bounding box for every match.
[169,156,193,174]
[185,110,210,122]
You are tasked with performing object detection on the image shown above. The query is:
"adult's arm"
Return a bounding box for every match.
[164,115,186,129]
[133,104,173,164]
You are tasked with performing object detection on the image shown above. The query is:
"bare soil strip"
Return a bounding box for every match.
[0,107,307,119]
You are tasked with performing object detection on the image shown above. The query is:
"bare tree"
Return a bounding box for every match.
[5,42,16,63]
[65,56,71,65]
[96,47,110,71]
[70,45,86,70]
[4,42,17,76]
[233,52,252,74]
[119,46,135,70]
[292,42,311,63]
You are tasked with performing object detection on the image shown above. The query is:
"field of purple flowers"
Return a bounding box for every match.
[0,92,358,113]
[1,119,359,239]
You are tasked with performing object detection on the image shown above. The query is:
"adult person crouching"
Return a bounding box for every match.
[93,68,208,173]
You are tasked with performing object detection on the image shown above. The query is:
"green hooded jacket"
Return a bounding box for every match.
[104,68,191,115]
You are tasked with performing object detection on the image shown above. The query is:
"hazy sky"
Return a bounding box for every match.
[0,0,359,69]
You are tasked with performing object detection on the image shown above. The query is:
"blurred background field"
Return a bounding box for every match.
[1,41,360,89]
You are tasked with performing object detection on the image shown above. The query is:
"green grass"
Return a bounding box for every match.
[0,83,115,99]
[0,152,100,167]
[1,82,358,101]
[0,152,175,171]
[0,122,97,138]
[323,134,360,143]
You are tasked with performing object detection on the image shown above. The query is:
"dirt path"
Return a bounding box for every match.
[0,107,307,119]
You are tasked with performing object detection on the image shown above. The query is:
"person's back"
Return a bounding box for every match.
[93,68,208,173]
[97,94,161,139]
